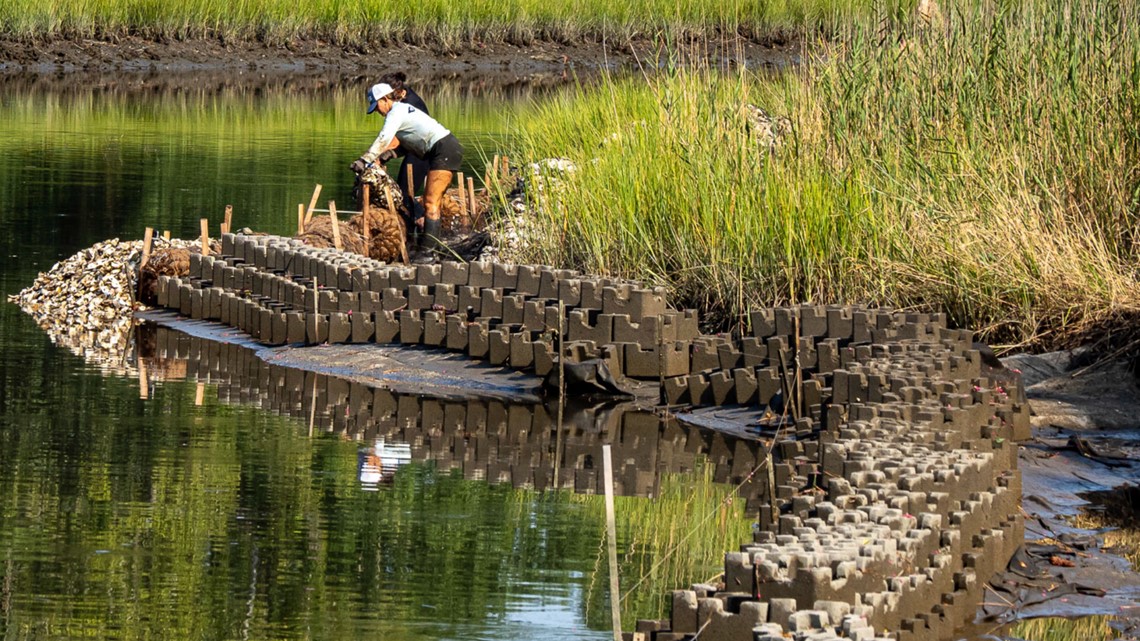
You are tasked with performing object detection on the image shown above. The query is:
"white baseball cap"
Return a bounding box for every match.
[366,83,394,114]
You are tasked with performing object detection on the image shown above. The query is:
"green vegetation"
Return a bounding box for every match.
[0,0,877,47]
[513,0,1140,348]
[576,460,754,625]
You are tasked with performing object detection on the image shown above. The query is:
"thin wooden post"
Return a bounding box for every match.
[456,172,467,219]
[308,373,318,438]
[223,205,233,235]
[467,177,477,222]
[297,203,305,235]
[195,382,205,406]
[385,185,409,264]
[138,357,149,400]
[490,154,500,186]
[406,165,415,197]
[304,184,322,225]
[328,201,343,250]
[140,227,155,268]
[162,230,170,241]
[137,227,154,300]
[603,444,622,641]
[312,277,319,344]
[501,155,510,181]
[384,185,398,218]
[362,185,372,247]
[200,219,210,256]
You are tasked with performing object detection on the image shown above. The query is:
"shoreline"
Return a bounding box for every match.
[0,33,800,77]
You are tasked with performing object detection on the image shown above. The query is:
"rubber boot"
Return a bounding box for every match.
[414,216,440,262]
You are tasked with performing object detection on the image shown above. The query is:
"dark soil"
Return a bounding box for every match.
[0,33,800,79]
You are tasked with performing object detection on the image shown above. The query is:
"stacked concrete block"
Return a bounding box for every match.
[151,236,1033,641]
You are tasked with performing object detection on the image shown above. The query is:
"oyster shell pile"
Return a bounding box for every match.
[7,237,194,373]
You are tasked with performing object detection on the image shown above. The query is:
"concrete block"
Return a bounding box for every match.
[328,312,351,344]
[422,310,446,346]
[374,310,399,343]
[398,310,423,344]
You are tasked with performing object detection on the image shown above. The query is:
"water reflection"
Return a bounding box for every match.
[359,437,413,490]
[136,322,765,506]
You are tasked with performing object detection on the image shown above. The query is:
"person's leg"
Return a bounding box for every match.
[420,169,452,251]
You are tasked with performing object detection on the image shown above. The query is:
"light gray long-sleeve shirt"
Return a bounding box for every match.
[363,102,451,162]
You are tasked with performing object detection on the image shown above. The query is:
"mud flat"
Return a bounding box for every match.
[0,34,798,76]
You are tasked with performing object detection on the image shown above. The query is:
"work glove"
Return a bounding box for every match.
[349,157,369,174]
[377,149,397,163]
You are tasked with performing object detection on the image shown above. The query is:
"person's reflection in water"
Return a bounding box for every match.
[358,437,412,490]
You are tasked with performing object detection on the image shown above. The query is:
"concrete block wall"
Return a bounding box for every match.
[153,234,1032,641]
[140,324,769,498]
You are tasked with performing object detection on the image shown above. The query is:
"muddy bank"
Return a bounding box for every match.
[0,33,799,77]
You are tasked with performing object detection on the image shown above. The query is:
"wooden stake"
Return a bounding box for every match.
[603,444,622,641]
[456,172,467,219]
[137,227,155,300]
[140,227,155,269]
[223,204,233,235]
[312,276,319,343]
[384,185,398,218]
[467,177,477,222]
[362,184,372,246]
[162,230,170,241]
[501,155,510,181]
[490,154,500,186]
[297,203,305,235]
[328,201,342,251]
[304,184,322,225]
[200,219,210,256]
[195,382,205,406]
[406,166,415,197]
[385,185,409,264]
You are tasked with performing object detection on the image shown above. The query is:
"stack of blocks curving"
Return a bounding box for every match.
[154,233,1031,641]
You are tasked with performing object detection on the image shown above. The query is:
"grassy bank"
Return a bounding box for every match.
[0,0,873,48]
[512,0,1140,349]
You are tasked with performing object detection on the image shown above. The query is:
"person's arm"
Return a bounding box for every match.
[362,108,404,163]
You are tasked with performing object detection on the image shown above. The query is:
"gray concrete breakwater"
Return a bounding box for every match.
[153,232,1032,641]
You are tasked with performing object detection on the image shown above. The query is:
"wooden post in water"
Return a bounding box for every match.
[602,444,622,641]
[328,201,343,251]
[223,205,233,235]
[305,184,322,225]
[362,185,372,246]
[297,204,305,235]
[456,172,467,221]
[200,219,210,256]
[138,357,149,400]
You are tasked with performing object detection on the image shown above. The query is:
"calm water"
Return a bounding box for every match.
[0,73,755,640]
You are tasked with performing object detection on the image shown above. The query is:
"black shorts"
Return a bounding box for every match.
[424,134,463,172]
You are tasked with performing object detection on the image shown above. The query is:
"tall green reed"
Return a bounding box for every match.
[513,0,1140,347]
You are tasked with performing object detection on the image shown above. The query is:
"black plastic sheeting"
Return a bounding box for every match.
[978,428,1140,633]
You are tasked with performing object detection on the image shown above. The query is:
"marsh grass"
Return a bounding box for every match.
[574,460,754,625]
[0,0,876,48]
[513,0,1140,348]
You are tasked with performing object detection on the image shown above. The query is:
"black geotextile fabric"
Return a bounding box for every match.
[544,359,635,397]
[980,433,1140,629]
